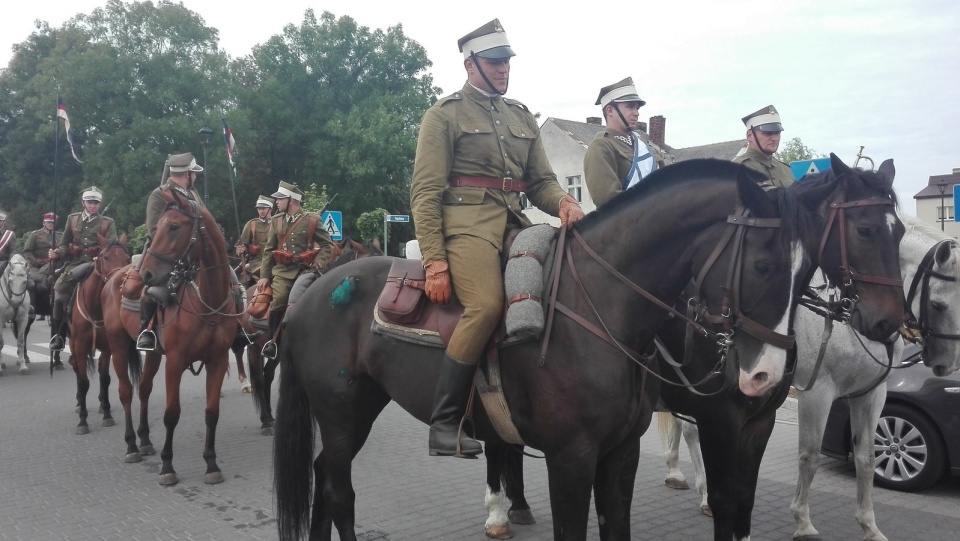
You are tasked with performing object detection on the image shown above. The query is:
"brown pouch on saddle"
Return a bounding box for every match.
[247,286,273,320]
[120,267,144,300]
[377,259,427,324]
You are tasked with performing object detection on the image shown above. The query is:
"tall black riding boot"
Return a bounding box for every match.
[49,300,66,351]
[261,310,283,360]
[136,298,158,351]
[428,355,483,457]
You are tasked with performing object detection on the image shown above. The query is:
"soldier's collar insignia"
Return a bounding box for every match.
[614,135,631,145]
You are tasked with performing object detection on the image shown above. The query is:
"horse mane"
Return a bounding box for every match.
[901,213,954,242]
[793,166,900,209]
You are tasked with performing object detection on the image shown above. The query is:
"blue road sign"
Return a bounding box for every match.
[384,214,410,223]
[789,158,832,180]
[321,211,343,241]
[954,184,960,222]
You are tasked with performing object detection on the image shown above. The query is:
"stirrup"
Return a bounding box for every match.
[49,335,65,352]
[261,340,278,360]
[136,329,157,352]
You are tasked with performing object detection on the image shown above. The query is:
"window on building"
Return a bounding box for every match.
[566,175,582,202]
[938,206,955,221]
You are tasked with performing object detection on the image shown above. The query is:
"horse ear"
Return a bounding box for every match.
[120,233,129,246]
[736,169,777,217]
[935,239,954,267]
[829,153,853,179]
[351,239,363,252]
[876,159,895,185]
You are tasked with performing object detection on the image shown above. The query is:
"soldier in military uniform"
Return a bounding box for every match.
[583,77,668,207]
[136,152,205,351]
[22,212,57,301]
[256,181,334,359]
[48,187,118,351]
[733,105,795,188]
[0,210,14,276]
[409,19,585,458]
[235,194,274,286]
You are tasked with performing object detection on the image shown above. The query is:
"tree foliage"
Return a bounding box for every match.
[775,137,823,164]
[355,208,387,244]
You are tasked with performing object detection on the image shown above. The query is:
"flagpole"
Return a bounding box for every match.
[222,118,241,238]
[52,94,60,253]
[228,161,241,238]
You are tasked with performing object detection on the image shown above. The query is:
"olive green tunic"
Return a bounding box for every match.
[146,181,204,238]
[238,217,271,276]
[23,228,54,268]
[260,211,334,310]
[734,147,795,188]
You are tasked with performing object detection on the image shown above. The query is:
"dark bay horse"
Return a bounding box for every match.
[68,239,130,434]
[483,156,905,541]
[101,190,238,486]
[272,160,823,541]
[233,236,383,435]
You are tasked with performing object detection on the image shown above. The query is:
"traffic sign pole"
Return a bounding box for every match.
[382,214,411,256]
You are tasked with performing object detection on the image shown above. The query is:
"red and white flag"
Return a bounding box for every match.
[222,118,236,174]
[57,95,82,163]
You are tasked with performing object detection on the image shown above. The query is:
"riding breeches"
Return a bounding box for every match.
[445,234,504,365]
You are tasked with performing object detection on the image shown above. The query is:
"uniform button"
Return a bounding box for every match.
[458,197,463,202]
[474,129,480,133]
[503,153,508,157]
[495,120,501,125]
[521,133,526,136]
[499,135,505,140]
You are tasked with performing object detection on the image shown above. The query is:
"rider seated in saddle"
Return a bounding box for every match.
[409,18,585,458]
[23,213,57,292]
[235,194,275,287]
[583,77,667,207]
[733,105,794,188]
[48,187,118,351]
[256,181,334,360]
[0,211,14,277]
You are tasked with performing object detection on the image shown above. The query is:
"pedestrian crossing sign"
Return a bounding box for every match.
[321,211,343,241]
[789,158,831,180]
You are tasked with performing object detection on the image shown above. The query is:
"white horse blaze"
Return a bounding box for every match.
[738,242,805,397]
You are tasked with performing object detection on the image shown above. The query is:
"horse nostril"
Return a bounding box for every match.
[142,271,153,283]
[753,372,768,384]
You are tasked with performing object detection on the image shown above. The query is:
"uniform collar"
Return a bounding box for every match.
[285,211,303,223]
[462,82,502,108]
[82,211,99,222]
[166,180,192,198]
[745,147,776,164]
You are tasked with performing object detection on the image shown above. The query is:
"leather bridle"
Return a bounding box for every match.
[904,239,960,349]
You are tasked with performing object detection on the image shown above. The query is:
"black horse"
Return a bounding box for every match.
[482,156,905,541]
[272,159,824,541]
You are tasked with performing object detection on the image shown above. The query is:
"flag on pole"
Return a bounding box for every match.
[222,118,236,174]
[57,95,82,163]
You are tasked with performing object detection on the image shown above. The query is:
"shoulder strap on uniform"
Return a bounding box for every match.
[99,216,111,238]
[71,214,81,240]
[502,97,530,112]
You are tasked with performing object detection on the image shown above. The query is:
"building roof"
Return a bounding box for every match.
[547,118,604,147]
[914,171,960,199]
[671,139,746,161]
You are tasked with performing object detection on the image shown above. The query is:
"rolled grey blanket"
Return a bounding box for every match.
[505,224,556,338]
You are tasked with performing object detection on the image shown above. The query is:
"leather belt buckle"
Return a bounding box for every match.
[502,177,516,191]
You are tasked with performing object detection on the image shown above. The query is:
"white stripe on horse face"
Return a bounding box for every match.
[738,241,805,397]
[886,211,898,236]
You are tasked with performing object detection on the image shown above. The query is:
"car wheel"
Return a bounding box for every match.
[873,403,947,491]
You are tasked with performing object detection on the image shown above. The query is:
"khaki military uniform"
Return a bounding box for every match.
[734,148,795,188]
[238,217,271,277]
[146,181,204,237]
[410,82,569,364]
[261,211,334,310]
[53,212,118,295]
[583,128,668,207]
[23,227,54,284]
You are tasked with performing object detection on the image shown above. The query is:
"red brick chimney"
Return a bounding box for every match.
[649,115,666,147]
[586,116,603,125]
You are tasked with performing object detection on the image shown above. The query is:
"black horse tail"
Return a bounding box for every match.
[274,331,315,541]
[125,340,143,395]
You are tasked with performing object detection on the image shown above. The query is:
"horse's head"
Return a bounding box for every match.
[139,191,205,287]
[96,239,132,277]
[688,173,818,397]
[3,254,30,297]
[792,154,904,341]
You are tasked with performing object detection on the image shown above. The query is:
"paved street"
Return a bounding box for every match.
[2,322,960,540]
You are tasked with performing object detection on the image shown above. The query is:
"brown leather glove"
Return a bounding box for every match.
[559,194,586,230]
[424,259,452,305]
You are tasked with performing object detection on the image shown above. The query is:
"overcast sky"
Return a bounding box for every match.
[2,0,957,216]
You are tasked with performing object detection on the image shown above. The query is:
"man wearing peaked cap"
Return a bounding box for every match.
[257,180,333,359]
[48,186,117,352]
[410,18,585,458]
[734,105,794,188]
[23,212,59,301]
[583,76,667,207]
[235,195,275,285]
[0,210,13,277]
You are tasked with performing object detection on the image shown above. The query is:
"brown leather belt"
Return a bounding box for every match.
[449,176,527,192]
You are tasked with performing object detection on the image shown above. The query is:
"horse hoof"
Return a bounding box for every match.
[125,452,142,463]
[101,418,115,427]
[261,426,275,436]
[76,425,90,435]
[508,509,535,525]
[54,363,65,371]
[139,445,156,456]
[701,504,713,517]
[159,473,179,486]
[665,478,689,490]
[19,368,29,375]
[0,361,6,369]
[485,523,512,539]
[204,471,224,485]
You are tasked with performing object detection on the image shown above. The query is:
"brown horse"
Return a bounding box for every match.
[233,236,383,435]
[102,190,237,486]
[67,237,131,435]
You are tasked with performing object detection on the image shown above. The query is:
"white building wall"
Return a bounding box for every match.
[917,197,959,238]
[521,120,599,226]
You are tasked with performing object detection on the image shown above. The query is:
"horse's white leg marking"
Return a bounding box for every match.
[849,388,889,541]
[484,485,510,539]
[681,419,710,515]
[791,381,835,539]
[661,413,688,488]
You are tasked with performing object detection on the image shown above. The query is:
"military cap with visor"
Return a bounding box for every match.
[270,180,304,202]
[168,152,204,173]
[458,19,515,59]
[256,195,275,208]
[596,77,646,108]
[742,105,784,133]
[81,186,104,201]
[43,212,58,222]
[0,211,7,221]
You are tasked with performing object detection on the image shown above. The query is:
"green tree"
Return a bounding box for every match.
[775,137,823,164]
[355,208,387,244]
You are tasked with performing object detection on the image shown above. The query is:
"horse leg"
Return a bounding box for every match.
[660,412,689,489]
[503,445,534,525]
[261,356,281,432]
[848,388,889,541]
[137,352,162,457]
[112,343,141,462]
[201,353,229,485]
[16,316,30,374]
[593,433,641,541]
[731,408,779,541]
[483,442,518,539]
[681,419,711,516]
[232,338,252,393]
[98,352,115,426]
[697,416,741,541]
[73,340,91,435]
[790,384,836,541]
[158,358,186,486]
[544,443,597,541]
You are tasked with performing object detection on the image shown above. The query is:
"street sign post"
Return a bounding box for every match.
[382,214,411,256]
[321,211,343,241]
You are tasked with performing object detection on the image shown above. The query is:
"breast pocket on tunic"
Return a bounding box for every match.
[506,125,535,170]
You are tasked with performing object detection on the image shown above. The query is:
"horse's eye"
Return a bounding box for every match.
[754,261,771,277]
[931,301,946,312]
[856,226,874,239]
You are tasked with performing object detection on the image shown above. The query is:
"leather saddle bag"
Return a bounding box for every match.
[377,259,427,324]
[247,286,273,320]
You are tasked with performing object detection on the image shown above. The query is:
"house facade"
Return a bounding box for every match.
[913,169,960,238]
